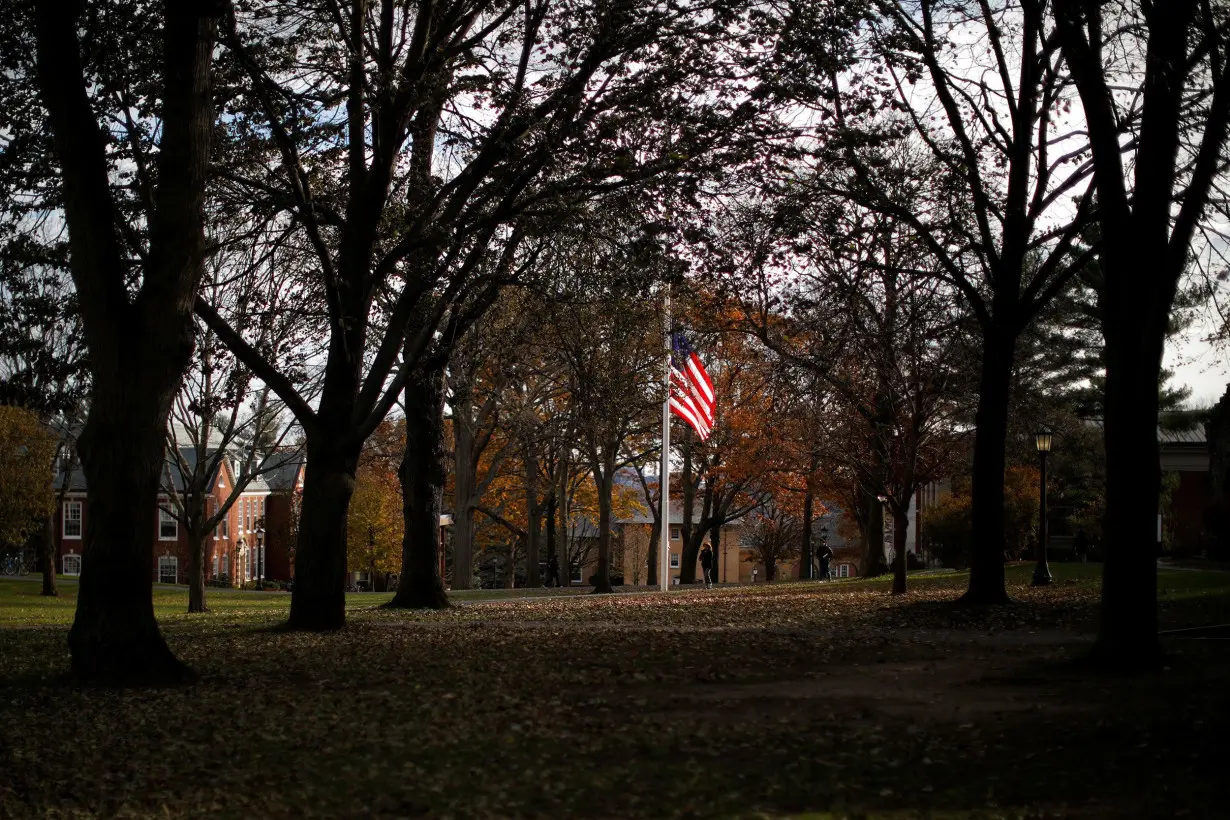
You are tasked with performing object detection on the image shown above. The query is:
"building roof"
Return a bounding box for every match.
[1158,422,1206,446]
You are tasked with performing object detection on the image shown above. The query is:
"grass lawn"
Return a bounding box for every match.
[1,563,1227,818]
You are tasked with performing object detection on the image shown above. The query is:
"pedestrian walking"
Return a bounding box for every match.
[700,544,714,588]
[1074,529,1090,564]
[819,542,833,580]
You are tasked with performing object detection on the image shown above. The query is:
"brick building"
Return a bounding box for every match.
[52,448,303,586]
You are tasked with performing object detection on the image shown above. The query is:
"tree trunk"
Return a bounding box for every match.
[388,360,449,610]
[68,405,191,683]
[37,1,219,683]
[800,492,814,581]
[591,466,615,594]
[523,442,541,587]
[505,537,518,589]
[891,503,909,595]
[646,517,660,588]
[861,487,889,577]
[764,558,776,582]
[287,430,359,630]
[187,527,207,613]
[452,397,476,590]
[544,494,557,586]
[1094,294,1166,668]
[41,510,58,597]
[962,328,1016,605]
[556,457,570,586]
[709,522,723,584]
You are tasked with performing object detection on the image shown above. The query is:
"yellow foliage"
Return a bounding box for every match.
[0,406,57,551]
[346,422,404,574]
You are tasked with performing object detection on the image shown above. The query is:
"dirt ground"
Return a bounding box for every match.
[1,567,1227,819]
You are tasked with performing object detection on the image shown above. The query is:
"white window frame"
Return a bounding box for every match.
[220,512,229,540]
[158,555,178,585]
[571,563,584,583]
[211,553,219,576]
[62,553,82,576]
[63,500,83,539]
[839,564,850,578]
[670,525,681,540]
[221,551,229,577]
[158,507,178,541]
[669,553,680,569]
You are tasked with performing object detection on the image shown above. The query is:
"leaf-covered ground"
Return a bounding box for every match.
[1,564,1227,819]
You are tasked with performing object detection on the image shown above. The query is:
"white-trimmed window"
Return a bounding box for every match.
[571,563,583,583]
[669,553,680,569]
[221,551,229,576]
[158,508,178,540]
[158,555,178,584]
[211,553,219,576]
[219,511,229,540]
[63,501,83,539]
[62,554,81,576]
[670,525,681,540]
[839,564,850,578]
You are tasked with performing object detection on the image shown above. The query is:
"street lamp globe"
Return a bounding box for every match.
[1035,429,1053,453]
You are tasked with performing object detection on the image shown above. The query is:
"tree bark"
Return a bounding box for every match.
[389,360,450,609]
[861,486,889,577]
[891,502,909,595]
[287,428,359,630]
[452,392,477,589]
[40,512,58,597]
[591,463,615,594]
[962,328,1016,605]
[523,440,542,587]
[544,493,557,586]
[186,524,207,613]
[37,1,219,682]
[800,492,814,581]
[1093,272,1167,668]
[556,454,570,586]
[646,517,660,588]
[708,522,723,584]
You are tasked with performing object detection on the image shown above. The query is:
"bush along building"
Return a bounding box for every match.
[53,446,304,587]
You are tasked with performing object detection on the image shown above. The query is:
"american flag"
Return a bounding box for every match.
[669,331,715,440]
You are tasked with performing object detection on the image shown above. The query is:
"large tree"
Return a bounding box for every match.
[34,0,221,682]
[811,0,1098,603]
[1054,0,1230,668]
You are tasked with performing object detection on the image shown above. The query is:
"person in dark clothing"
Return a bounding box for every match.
[545,554,561,587]
[1073,529,1090,564]
[700,544,715,588]
[818,543,833,580]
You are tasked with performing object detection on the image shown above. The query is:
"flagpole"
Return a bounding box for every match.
[659,285,672,593]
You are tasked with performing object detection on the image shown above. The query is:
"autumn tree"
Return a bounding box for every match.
[723,169,970,595]
[348,420,404,590]
[0,254,89,596]
[743,504,801,582]
[0,405,56,556]
[551,272,661,594]
[1054,0,1230,667]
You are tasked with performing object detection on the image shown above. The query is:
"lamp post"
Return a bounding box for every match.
[254,520,266,588]
[1033,429,1053,586]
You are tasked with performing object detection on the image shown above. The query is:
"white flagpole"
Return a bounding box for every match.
[659,286,672,593]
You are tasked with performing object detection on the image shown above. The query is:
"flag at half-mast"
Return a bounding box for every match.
[669,331,715,440]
